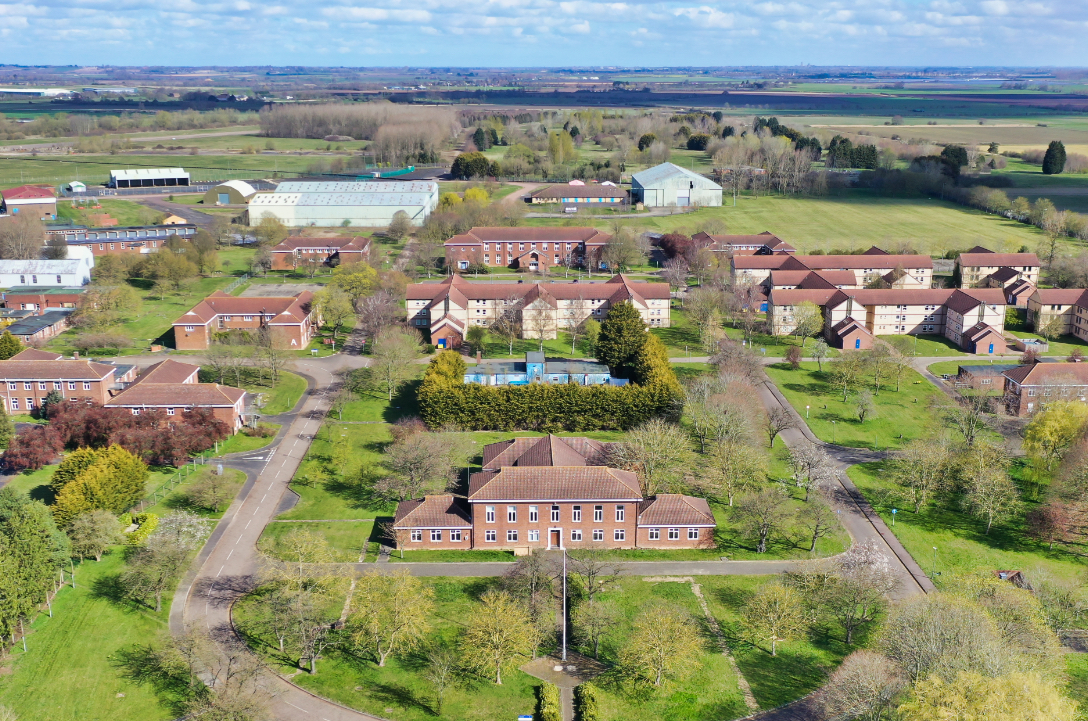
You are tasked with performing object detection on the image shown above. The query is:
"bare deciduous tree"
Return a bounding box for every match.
[736,487,791,553]
[765,406,793,448]
[821,650,906,721]
[611,418,694,496]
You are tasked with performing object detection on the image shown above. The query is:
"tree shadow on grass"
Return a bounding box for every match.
[384,380,422,424]
[367,682,436,716]
[735,645,833,709]
[112,643,194,715]
[26,482,54,505]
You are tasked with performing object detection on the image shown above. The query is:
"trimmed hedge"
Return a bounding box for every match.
[535,682,562,721]
[574,683,599,721]
[125,512,159,545]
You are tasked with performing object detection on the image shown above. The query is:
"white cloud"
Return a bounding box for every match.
[674,5,734,28]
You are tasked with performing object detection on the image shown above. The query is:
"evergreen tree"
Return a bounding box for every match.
[596,301,647,379]
[472,127,491,151]
[940,144,969,169]
[51,445,148,526]
[0,487,69,637]
[0,331,22,360]
[451,152,491,180]
[0,400,12,449]
[40,389,64,418]
[1043,141,1067,175]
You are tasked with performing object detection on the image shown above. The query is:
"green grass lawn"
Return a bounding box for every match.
[0,552,175,721]
[387,549,517,562]
[56,197,165,227]
[879,333,979,357]
[1007,330,1088,358]
[260,520,375,561]
[236,575,757,721]
[848,461,1088,585]
[140,466,246,519]
[926,360,968,377]
[525,190,1049,256]
[765,361,945,450]
[246,371,307,416]
[2,462,177,507]
[211,424,280,456]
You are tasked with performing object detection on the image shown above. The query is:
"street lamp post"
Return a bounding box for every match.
[831,420,837,443]
[561,549,568,662]
[806,405,810,419]
[891,508,897,526]
[932,546,938,576]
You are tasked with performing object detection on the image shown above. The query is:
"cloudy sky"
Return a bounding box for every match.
[1,0,1087,66]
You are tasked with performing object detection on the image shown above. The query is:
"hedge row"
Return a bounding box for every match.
[535,682,562,721]
[574,683,599,721]
[125,513,159,545]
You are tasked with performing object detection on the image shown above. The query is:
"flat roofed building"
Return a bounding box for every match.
[173,290,317,350]
[0,258,91,287]
[732,248,934,287]
[2,287,87,314]
[247,180,439,228]
[270,236,371,271]
[4,310,73,343]
[631,163,722,208]
[406,273,670,349]
[109,168,190,188]
[443,226,611,272]
[530,183,628,205]
[45,223,197,255]
[465,352,617,387]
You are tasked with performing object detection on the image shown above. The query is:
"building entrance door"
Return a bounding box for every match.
[550,529,561,548]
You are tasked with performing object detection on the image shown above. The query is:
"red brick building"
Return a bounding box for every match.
[270,236,371,271]
[1003,362,1088,416]
[105,360,247,431]
[0,358,131,412]
[1,185,57,220]
[173,290,318,350]
[393,435,715,552]
[3,287,87,313]
[443,227,611,272]
[45,223,198,257]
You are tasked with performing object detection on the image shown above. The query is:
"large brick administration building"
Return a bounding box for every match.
[173,290,318,350]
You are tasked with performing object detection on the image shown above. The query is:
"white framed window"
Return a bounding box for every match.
[431,530,442,542]
[485,506,495,523]
[528,530,539,542]
[668,528,680,540]
[688,528,700,540]
[244,315,253,321]
[411,530,423,542]
[6,383,14,390]
[83,382,91,390]
[507,506,517,522]
[185,325,194,332]
[485,530,497,542]
[507,530,518,542]
[615,505,625,522]
[450,529,462,542]
[615,529,625,542]
[551,505,560,522]
[131,409,140,415]
[529,505,538,522]
[571,529,582,542]
[223,316,232,322]
[592,529,604,541]
[38,382,46,390]
[167,408,175,416]
[53,382,61,390]
[9,398,17,410]
[593,505,603,522]
[572,505,582,522]
[67,382,75,390]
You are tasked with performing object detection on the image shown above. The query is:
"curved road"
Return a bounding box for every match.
[166,348,943,720]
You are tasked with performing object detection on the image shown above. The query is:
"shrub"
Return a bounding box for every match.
[574,683,599,721]
[241,423,277,438]
[786,345,803,369]
[536,683,561,721]
[451,152,491,179]
[125,512,158,545]
[686,133,712,151]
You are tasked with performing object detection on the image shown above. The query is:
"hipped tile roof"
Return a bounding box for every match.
[129,359,200,386]
[175,290,314,326]
[0,359,117,380]
[393,494,473,528]
[637,494,716,526]
[107,382,245,408]
[959,252,1040,268]
[482,435,613,470]
[1004,362,1088,386]
[734,254,933,271]
[10,348,63,361]
[468,466,642,501]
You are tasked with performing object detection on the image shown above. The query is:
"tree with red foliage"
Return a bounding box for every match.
[3,425,64,471]
[1025,501,1073,550]
[659,234,693,259]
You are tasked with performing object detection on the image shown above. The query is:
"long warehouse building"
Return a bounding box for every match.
[246,180,438,228]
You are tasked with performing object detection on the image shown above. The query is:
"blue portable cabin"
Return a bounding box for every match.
[465,353,613,387]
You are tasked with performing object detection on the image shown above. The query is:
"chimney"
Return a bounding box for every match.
[73,351,79,359]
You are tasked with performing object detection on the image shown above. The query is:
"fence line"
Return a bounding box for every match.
[129,455,209,514]
[224,273,250,294]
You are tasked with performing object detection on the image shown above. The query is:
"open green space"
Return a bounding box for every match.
[765,361,945,450]
[246,371,307,416]
[0,154,321,187]
[387,549,517,563]
[56,197,166,227]
[260,520,374,561]
[0,552,174,721]
[2,462,177,507]
[140,466,246,519]
[526,191,1049,256]
[1007,330,1088,358]
[211,423,280,456]
[848,460,1087,585]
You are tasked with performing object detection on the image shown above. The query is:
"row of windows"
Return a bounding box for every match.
[484,504,625,523]
[8,381,92,391]
[18,275,64,284]
[412,527,703,543]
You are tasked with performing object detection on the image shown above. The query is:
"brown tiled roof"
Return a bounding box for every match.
[445,227,611,246]
[637,494,715,526]
[0,359,117,380]
[2,185,55,200]
[1004,362,1088,386]
[468,466,642,501]
[532,184,628,200]
[482,435,612,470]
[965,322,1001,342]
[831,317,873,338]
[768,288,844,306]
[945,288,1005,314]
[431,313,464,330]
[522,284,557,308]
[693,231,795,252]
[734,254,933,271]
[272,236,370,252]
[130,359,200,386]
[1031,288,1088,306]
[175,290,314,326]
[1007,279,1036,297]
[987,267,1021,283]
[406,275,669,304]
[10,348,63,361]
[959,252,1040,268]
[770,270,856,288]
[107,382,245,407]
[393,494,472,528]
[965,245,993,254]
[861,246,889,255]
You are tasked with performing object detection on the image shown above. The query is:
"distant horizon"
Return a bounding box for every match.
[1,0,1086,68]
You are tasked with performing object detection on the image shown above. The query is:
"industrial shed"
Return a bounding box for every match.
[109,168,190,189]
[203,180,258,205]
[247,180,438,228]
[631,163,722,208]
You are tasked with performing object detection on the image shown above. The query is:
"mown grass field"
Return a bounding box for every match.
[56,197,165,226]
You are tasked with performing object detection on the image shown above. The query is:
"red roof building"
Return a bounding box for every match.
[270,236,371,271]
[1,185,57,220]
[443,227,611,273]
[173,290,318,350]
[104,359,247,431]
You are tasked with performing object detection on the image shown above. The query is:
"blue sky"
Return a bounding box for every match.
[2,0,1087,66]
